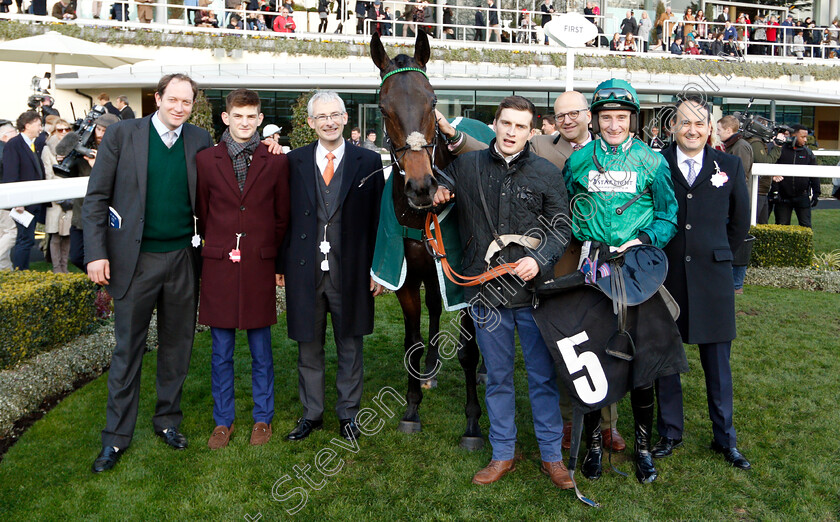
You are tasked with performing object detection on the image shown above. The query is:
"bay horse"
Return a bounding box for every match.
[370,30,484,450]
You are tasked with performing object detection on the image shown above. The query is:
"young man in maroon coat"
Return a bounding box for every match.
[195,89,290,448]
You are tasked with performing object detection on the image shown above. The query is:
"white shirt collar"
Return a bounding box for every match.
[676,146,704,180]
[151,111,184,139]
[21,134,35,147]
[316,140,345,173]
[493,143,524,165]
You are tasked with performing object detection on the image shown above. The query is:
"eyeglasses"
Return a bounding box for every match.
[592,88,637,105]
[554,109,589,122]
[312,112,345,123]
[56,128,71,133]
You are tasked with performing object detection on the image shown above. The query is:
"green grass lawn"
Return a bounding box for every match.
[768,208,839,254]
[1,287,839,520]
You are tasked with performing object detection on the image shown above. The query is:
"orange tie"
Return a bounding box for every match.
[323,152,335,186]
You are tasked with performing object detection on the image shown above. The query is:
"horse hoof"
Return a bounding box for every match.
[397,420,422,433]
[460,436,484,451]
[421,378,438,390]
[477,373,487,386]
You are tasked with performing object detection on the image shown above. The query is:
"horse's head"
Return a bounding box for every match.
[371,31,438,210]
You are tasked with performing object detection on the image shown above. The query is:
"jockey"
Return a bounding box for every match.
[560,78,680,484]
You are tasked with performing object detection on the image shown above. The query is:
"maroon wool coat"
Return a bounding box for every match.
[195,142,290,329]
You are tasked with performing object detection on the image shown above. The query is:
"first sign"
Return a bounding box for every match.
[544,13,599,47]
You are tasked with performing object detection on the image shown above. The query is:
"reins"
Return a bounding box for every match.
[423,213,521,287]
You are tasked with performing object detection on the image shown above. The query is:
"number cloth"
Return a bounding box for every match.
[532,286,687,413]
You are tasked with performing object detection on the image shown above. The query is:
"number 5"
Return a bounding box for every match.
[556,332,608,405]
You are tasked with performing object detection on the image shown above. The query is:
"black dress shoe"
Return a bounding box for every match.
[155,427,188,450]
[651,437,683,458]
[286,418,323,441]
[339,419,361,441]
[92,446,122,473]
[710,441,751,470]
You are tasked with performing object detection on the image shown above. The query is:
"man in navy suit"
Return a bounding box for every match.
[1,111,45,270]
[653,96,752,470]
[280,90,384,442]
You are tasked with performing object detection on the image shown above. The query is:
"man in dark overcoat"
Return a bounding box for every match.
[653,97,752,470]
[196,89,290,449]
[280,90,384,442]
[83,74,214,473]
[1,111,45,270]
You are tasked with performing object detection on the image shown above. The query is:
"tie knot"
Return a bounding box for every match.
[326,152,335,161]
[684,159,693,166]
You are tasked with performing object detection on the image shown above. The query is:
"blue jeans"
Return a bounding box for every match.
[210,326,274,427]
[470,304,564,462]
[732,265,747,290]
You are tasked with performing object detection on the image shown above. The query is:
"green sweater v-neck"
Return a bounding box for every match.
[141,126,192,252]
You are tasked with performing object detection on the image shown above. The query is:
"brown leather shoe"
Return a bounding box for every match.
[562,423,572,450]
[250,422,272,446]
[602,428,627,452]
[207,424,233,450]
[541,460,574,489]
[472,459,516,484]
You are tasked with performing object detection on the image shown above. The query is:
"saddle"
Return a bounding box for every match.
[538,244,671,361]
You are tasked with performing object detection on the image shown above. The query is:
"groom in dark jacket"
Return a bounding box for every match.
[433,95,573,489]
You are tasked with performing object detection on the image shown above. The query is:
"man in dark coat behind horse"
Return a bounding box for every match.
[196,88,290,449]
[280,90,385,442]
[654,96,752,471]
[436,91,630,455]
[433,95,574,490]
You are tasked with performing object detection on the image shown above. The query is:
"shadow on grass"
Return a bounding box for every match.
[1,288,839,520]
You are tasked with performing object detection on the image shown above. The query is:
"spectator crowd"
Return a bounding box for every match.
[2,0,839,59]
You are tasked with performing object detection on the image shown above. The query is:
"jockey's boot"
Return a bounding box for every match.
[632,385,658,484]
[581,410,603,480]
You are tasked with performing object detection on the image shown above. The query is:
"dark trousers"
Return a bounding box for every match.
[756,195,770,225]
[12,217,37,270]
[69,225,86,272]
[297,272,363,421]
[210,326,274,427]
[655,341,736,447]
[101,248,196,449]
[774,202,812,228]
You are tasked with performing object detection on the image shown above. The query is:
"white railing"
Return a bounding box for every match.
[4,163,839,220]
[750,163,840,225]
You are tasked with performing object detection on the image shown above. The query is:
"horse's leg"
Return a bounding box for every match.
[421,273,442,390]
[395,284,424,433]
[458,314,484,450]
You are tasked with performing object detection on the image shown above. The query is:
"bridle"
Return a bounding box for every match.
[373,67,519,287]
[361,66,453,187]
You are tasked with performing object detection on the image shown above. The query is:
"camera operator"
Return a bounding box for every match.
[772,124,818,228]
[745,132,782,224]
[61,113,120,271]
[41,96,60,120]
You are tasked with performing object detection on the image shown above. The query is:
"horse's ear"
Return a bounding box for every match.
[370,32,392,74]
[414,30,430,69]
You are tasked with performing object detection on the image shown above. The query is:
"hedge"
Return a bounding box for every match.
[0,271,98,371]
[749,224,814,268]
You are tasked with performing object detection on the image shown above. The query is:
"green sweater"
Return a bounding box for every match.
[141,127,192,252]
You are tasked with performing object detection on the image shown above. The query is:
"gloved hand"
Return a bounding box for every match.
[811,196,819,208]
[59,199,74,211]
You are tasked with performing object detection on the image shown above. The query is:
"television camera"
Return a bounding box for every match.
[733,98,792,145]
[53,105,107,177]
